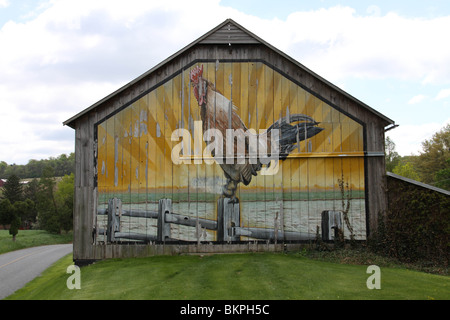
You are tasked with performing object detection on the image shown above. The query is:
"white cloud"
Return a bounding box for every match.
[0,0,239,164]
[0,0,9,8]
[259,6,450,84]
[408,95,426,104]
[435,88,450,100]
[1,1,450,164]
[386,118,450,156]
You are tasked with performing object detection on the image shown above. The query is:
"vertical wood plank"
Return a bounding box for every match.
[123,102,133,237]
[155,84,166,205]
[73,120,82,259]
[289,75,301,235]
[148,90,158,238]
[245,61,258,230]
[253,62,265,228]
[187,64,198,235]
[280,71,291,236]
[137,96,149,237]
[163,80,173,203]
[171,72,181,239]
[273,68,284,235]
[237,62,251,237]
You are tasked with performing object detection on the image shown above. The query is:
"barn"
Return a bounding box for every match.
[64,19,396,265]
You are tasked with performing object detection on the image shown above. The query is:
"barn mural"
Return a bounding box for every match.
[94,61,366,244]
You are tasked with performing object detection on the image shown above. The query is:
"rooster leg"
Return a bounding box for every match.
[222,178,238,202]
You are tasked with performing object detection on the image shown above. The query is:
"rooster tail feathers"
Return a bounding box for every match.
[267,114,316,131]
[267,113,324,159]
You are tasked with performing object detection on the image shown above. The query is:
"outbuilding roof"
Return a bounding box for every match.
[387,172,450,196]
[64,19,395,129]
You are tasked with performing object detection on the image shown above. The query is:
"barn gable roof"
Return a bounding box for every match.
[64,18,395,129]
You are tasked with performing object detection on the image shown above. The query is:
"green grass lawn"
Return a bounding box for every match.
[6,252,449,300]
[0,230,72,254]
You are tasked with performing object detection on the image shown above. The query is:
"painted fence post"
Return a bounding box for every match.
[158,198,172,242]
[217,197,240,242]
[321,210,343,241]
[107,198,122,243]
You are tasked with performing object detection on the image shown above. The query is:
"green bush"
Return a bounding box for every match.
[371,176,449,269]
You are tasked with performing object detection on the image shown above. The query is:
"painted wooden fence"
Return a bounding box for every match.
[97,197,343,243]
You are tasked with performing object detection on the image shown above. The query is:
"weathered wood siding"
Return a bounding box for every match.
[94,60,366,243]
[72,42,389,262]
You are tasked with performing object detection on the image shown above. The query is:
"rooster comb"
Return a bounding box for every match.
[190,65,203,83]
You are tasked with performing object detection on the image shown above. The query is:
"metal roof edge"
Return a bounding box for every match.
[387,171,450,196]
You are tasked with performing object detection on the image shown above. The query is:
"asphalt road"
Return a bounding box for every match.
[0,244,73,299]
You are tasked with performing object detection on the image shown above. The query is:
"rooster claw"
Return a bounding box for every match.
[228,196,239,204]
[220,194,239,204]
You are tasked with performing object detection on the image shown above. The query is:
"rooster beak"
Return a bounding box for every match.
[198,78,203,94]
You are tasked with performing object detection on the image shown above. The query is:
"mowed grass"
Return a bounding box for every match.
[0,230,72,254]
[6,252,449,300]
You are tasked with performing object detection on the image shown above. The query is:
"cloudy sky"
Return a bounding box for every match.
[1,0,449,164]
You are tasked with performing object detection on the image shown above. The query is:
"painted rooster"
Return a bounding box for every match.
[190,64,323,200]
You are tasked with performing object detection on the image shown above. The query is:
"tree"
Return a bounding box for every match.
[36,166,60,233]
[0,199,13,230]
[2,174,23,204]
[35,168,74,233]
[392,162,421,181]
[435,159,450,190]
[23,179,39,226]
[0,152,75,179]
[55,173,74,232]
[9,214,21,241]
[385,136,400,172]
[0,161,7,177]
[0,198,22,240]
[13,199,36,229]
[416,124,450,185]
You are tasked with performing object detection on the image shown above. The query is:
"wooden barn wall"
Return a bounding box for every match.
[73,44,387,261]
[73,112,96,260]
[94,61,365,243]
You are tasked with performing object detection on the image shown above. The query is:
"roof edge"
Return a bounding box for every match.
[64,18,395,128]
[63,19,235,128]
[219,20,395,126]
[387,172,450,196]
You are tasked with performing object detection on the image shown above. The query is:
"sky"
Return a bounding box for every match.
[1,0,449,165]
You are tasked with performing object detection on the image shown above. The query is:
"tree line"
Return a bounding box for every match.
[0,153,74,179]
[0,167,74,240]
[385,124,450,191]
[0,122,447,241]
